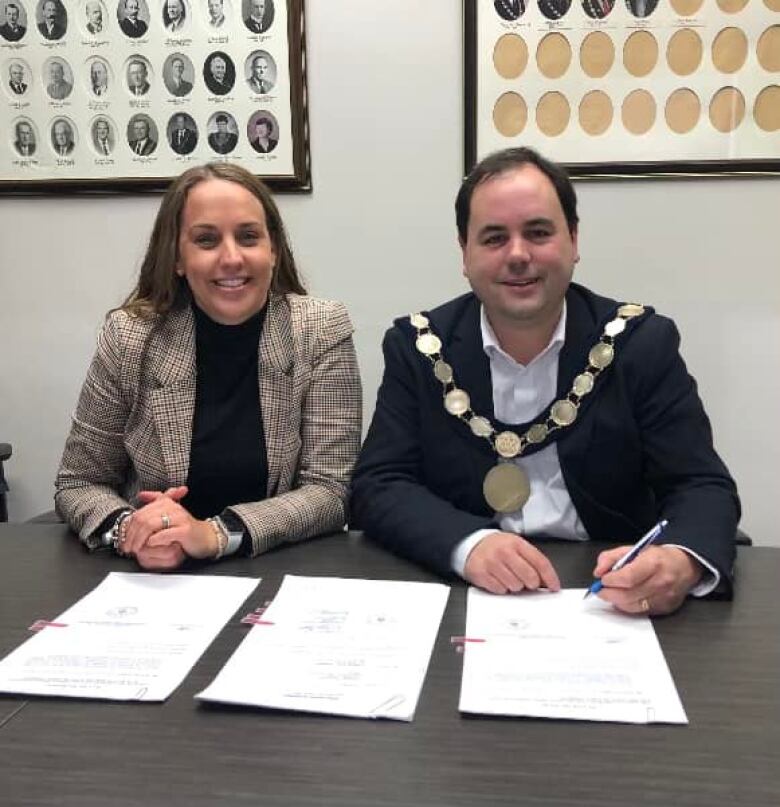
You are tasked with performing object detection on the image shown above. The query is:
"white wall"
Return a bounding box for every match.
[1,1,778,545]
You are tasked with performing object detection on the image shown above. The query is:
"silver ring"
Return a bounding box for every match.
[640,598,650,613]
[161,513,171,530]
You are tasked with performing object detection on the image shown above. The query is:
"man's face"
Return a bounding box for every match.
[7,5,19,25]
[50,61,64,84]
[216,118,227,133]
[175,114,185,130]
[128,61,146,86]
[460,165,578,335]
[210,57,226,81]
[125,0,139,20]
[88,4,102,26]
[172,59,184,79]
[133,119,148,140]
[92,61,107,84]
[255,121,270,139]
[208,0,221,19]
[167,0,181,20]
[43,1,56,23]
[54,121,70,145]
[251,0,265,18]
[10,64,23,84]
[17,122,32,144]
[252,57,268,80]
[96,120,109,139]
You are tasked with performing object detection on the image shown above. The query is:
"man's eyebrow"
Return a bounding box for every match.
[475,224,507,237]
[524,216,556,229]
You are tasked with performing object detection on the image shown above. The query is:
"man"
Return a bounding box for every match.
[628,0,658,16]
[86,0,103,33]
[0,2,26,41]
[167,56,192,96]
[538,0,570,20]
[128,116,156,155]
[204,53,233,95]
[93,117,112,155]
[583,0,613,18]
[244,0,272,34]
[119,0,146,37]
[207,0,225,27]
[247,53,274,95]
[163,0,184,32]
[13,120,35,156]
[494,0,525,21]
[38,0,66,39]
[207,113,237,154]
[52,119,75,156]
[46,60,73,100]
[351,147,739,616]
[9,61,27,95]
[90,59,109,95]
[127,59,150,95]
[249,116,276,153]
[168,113,197,155]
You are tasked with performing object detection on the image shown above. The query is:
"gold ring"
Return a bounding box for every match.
[640,598,650,612]
[161,513,171,530]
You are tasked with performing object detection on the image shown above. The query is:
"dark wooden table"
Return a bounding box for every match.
[0,523,777,806]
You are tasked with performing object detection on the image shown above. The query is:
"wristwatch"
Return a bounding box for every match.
[213,513,245,556]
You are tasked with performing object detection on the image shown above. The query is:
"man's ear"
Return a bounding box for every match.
[571,228,580,265]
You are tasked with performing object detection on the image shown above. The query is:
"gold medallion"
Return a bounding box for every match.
[444,388,470,416]
[526,423,548,444]
[416,332,442,356]
[495,430,522,458]
[589,342,614,369]
[551,399,578,426]
[483,462,531,513]
[604,317,626,337]
[434,360,453,383]
[469,416,493,437]
[410,313,429,329]
[572,372,594,396]
[618,303,645,318]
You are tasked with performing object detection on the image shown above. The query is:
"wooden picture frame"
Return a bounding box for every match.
[1,0,310,192]
[465,0,780,178]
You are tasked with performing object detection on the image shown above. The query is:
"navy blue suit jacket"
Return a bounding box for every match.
[351,284,739,590]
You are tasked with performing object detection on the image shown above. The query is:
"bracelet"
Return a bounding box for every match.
[108,510,133,555]
[208,517,228,560]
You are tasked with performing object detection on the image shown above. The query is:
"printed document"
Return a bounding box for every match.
[0,572,259,701]
[197,575,449,721]
[459,588,687,724]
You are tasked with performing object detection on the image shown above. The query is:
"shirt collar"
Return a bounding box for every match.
[480,301,566,369]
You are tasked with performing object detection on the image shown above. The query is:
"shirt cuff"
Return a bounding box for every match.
[451,529,502,577]
[665,543,721,597]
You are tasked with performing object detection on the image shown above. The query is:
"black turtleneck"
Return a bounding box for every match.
[182,303,268,522]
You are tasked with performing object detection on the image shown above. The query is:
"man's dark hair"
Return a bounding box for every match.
[215,113,228,124]
[455,147,579,242]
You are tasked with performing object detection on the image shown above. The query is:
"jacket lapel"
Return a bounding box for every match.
[148,306,197,486]
[259,295,294,497]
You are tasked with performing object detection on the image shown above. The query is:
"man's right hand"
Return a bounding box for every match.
[464,531,561,594]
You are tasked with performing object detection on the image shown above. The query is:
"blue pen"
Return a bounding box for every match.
[583,519,669,599]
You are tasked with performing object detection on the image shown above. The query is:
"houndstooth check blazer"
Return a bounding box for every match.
[55,293,362,554]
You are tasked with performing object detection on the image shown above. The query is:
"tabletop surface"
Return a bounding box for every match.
[0,523,778,807]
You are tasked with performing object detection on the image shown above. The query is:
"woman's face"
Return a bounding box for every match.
[176,178,276,325]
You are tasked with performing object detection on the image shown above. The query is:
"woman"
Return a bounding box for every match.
[56,163,362,570]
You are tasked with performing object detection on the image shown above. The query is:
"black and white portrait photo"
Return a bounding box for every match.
[162,0,186,32]
[88,57,110,96]
[163,52,194,96]
[7,60,29,95]
[13,118,36,156]
[51,117,76,156]
[167,112,198,155]
[243,0,272,34]
[206,0,226,28]
[126,56,151,95]
[0,1,27,41]
[207,111,238,154]
[85,0,106,34]
[127,113,157,155]
[248,111,278,154]
[117,0,147,38]
[245,50,276,95]
[37,0,66,40]
[91,116,115,155]
[203,50,235,95]
[538,0,571,20]
[626,0,658,17]
[45,57,73,100]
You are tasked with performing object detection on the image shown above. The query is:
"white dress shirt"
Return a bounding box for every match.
[450,304,718,596]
